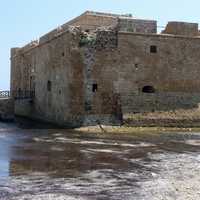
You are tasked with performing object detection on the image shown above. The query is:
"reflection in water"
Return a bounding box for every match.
[0,127,18,178]
[8,130,167,178]
[0,122,200,199]
[0,150,9,178]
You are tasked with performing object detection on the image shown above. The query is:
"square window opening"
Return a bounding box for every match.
[92,84,98,93]
[150,45,157,53]
[47,81,52,92]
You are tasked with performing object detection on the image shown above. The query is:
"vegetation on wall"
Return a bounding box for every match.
[79,34,96,47]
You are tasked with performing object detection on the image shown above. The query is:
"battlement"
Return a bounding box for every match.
[65,11,157,33]
[162,21,199,37]
[12,11,200,57]
[20,40,39,52]
[84,10,133,18]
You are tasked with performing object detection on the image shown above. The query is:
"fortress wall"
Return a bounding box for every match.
[39,29,61,44]
[162,22,199,37]
[11,23,200,127]
[67,13,157,33]
[0,98,14,121]
[10,50,32,95]
[11,30,86,127]
[33,30,84,126]
[38,26,76,45]
[67,14,118,30]
[87,32,200,116]
[118,18,157,33]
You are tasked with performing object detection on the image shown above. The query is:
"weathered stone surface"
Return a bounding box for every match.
[162,21,199,36]
[10,11,200,127]
[0,98,14,121]
[66,11,118,31]
[66,11,157,33]
[118,18,157,33]
[14,99,33,118]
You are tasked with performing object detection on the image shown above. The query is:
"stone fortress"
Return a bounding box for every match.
[10,11,200,127]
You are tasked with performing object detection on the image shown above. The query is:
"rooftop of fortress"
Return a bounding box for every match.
[11,11,200,55]
[68,10,135,20]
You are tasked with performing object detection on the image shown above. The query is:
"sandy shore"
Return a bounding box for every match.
[75,125,199,134]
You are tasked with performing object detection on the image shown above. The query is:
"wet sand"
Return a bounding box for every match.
[0,122,200,199]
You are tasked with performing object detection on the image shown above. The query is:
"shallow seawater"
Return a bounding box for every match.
[0,122,200,200]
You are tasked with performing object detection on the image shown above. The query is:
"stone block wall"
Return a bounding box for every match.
[95,30,118,49]
[66,11,157,34]
[86,32,200,118]
[0,99,14,121]
[67,12,118,31]
[118,18,157,33]
[120,92,200,113]
[14,99,33,118]
[10,12,200,127]
[162,22,199,36]
[11,27,85,127]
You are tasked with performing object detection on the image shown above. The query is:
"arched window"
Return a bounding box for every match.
[142,86,155,93]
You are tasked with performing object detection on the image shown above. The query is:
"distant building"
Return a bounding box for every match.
[10,11,200,127]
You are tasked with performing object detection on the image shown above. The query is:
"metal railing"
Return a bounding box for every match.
[0,91,10,98]
[12,90,35,100]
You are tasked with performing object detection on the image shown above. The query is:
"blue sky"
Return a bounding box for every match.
[1,0,200,90]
